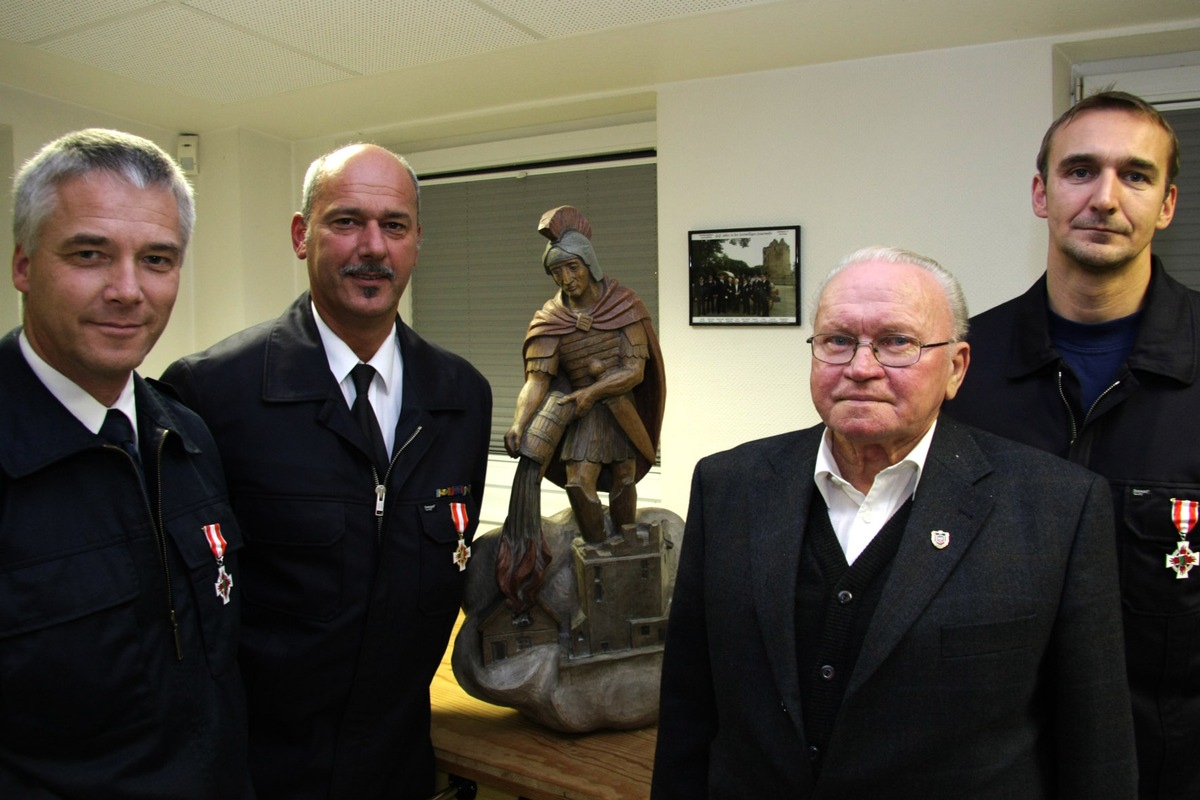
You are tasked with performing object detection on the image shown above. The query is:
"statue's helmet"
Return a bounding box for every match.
[538,205,602,281]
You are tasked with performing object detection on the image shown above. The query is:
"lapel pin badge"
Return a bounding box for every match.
[930,529,950,550]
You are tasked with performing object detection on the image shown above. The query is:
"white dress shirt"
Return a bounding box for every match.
[19,330,138,443]
[813,420,937,565]
[311,301,404,457]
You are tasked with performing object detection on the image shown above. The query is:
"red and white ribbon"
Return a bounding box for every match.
[202,523,233,605]
[451,502,471,571]
[1172,498,1199,536]
[202,523,227,562]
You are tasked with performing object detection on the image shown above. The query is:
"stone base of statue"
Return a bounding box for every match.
[451,505,685,733]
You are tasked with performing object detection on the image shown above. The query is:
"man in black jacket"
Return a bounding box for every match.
[1,128,252,797]
[162,143,492,800]
[946,90,1194,800]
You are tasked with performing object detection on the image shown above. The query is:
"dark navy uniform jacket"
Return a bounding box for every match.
[0,328,252,798]
[162,293,492,800]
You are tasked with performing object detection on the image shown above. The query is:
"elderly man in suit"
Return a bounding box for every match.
[651,246,1136,799]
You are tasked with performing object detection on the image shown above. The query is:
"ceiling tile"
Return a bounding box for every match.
[484,0,770,38]
[0,0,157,42]
[184,0,538,74]
[38,4,354,104]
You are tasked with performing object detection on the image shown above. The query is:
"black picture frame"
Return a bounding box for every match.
[688,225,801,326]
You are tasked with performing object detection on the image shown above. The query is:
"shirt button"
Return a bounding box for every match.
[808,745,820,761]
[820,664,836,680]
[837,590,853,604]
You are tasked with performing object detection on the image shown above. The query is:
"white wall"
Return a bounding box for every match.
[160,127,299,377]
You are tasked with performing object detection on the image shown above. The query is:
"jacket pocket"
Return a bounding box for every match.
[0,543,153,746]
[234,496,346,621]
[1114,481,1200,615]
[417,497,477,614]
[166,504,244,675]
[940,613,1036,658]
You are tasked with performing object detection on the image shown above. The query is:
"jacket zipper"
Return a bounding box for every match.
[153,429,184,660]
[1057,368,1121,447]
[105,428,183,660]
[373,425,423,541]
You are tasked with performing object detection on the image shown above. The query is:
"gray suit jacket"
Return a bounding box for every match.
[652,416,1136,799]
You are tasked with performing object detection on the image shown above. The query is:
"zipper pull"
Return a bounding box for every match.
[169,610,183,661]
[375,484,387,517]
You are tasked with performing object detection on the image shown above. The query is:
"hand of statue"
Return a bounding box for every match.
[504,427,523,458]
[560,389,597,417]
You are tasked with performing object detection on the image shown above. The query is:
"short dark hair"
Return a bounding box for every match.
[13,128,194,255]
[1036,90,1180,186]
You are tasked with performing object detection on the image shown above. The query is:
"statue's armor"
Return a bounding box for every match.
[527,325,647,465]
[560,327,622,388]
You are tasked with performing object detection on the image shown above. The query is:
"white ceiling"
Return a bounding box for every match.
[1,0,1199,147]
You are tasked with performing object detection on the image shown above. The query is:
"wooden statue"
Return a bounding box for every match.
[453,205,675,733]
[496,206,665,612]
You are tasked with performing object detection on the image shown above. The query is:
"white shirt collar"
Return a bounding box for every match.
[19,329,138,439]
[814,418,938,502]
[310,300,398,391]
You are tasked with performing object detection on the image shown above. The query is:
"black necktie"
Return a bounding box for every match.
[100,408,141,466]
[351,364,389,470]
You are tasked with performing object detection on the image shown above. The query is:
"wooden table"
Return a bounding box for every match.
[430,617,657,800]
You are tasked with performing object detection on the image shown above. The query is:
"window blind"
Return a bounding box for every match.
[1156,107,1200,289]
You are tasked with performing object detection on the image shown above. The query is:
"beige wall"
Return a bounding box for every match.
[2,22,1198,518]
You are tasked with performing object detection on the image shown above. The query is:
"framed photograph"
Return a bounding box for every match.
[688,225,801,326]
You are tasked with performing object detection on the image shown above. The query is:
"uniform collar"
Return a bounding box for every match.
[18,330,138,439]
[1008,256,1196,386]
[0,329,199,478]
[263,293,468,412]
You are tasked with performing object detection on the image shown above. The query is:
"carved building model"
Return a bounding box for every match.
[478,519,670,667]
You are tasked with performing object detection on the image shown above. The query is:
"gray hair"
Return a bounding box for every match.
[300,143,421,224]
[13,128,195,255]
[816,246,970,341]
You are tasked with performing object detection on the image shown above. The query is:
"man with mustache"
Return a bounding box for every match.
[162,143,492,800]
[945,91,1194,799]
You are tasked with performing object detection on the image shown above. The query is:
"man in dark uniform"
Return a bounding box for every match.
[162,143,492,800]
[0,128,252,797]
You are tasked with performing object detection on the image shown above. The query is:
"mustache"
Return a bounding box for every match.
[340,263,395,279]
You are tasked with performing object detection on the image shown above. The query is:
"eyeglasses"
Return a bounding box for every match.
[806,333,953,368]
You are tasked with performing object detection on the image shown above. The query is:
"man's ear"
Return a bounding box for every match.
[1031,174,1049,220]
[943,342,970,401]
[291,213,308,259]
[1156,183,1178,231]
[12,244,31,293]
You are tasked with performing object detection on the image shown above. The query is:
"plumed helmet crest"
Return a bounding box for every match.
[539,205,602,280]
